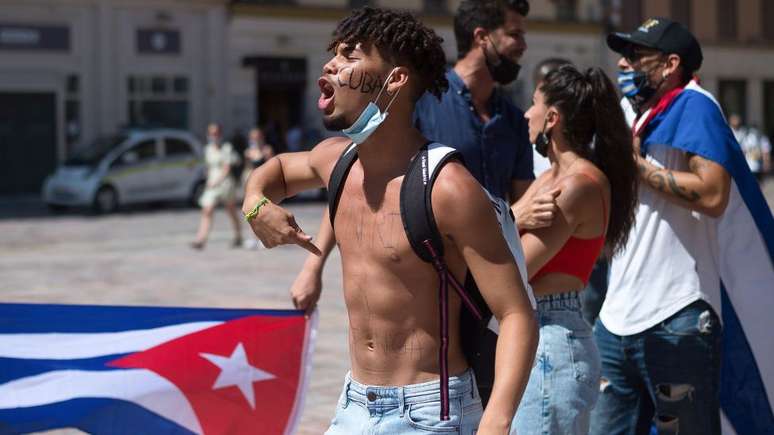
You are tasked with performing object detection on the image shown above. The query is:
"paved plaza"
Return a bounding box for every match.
[0,200,346,434]
[2,178,773,434]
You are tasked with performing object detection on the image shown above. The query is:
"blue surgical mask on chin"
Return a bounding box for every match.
[342,69,401,145]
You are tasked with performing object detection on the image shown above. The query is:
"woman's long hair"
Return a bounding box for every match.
[539,65,638,255]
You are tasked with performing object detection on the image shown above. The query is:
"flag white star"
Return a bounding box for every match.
[200,342,275,409]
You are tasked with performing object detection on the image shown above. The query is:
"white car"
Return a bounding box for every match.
[42,129,206,213]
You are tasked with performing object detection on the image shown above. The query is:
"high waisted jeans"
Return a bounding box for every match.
[512,291,601,435]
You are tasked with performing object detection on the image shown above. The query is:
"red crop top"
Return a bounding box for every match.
[528,173,608,285]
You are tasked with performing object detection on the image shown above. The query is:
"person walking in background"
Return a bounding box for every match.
[191,123,243,250]
[241,128,275,249]
[242,127,275,183]
[284,124,304,153]
[591,18,774,435]
[513,65,638,435]
[730,113,771,182]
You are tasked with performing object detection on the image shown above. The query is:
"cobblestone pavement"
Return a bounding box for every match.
[0,200,346,435]
[1,178,773,434]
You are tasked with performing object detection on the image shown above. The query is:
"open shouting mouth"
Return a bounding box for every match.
[318,78,335,114]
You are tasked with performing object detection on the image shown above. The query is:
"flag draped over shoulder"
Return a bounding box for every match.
[640,81,774,434]
[0,303,317,435]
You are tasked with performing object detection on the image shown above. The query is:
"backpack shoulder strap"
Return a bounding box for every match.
[400,142,462,263]
[327,142,358,228]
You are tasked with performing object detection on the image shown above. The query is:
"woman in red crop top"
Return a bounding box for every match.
[510,65,638,435]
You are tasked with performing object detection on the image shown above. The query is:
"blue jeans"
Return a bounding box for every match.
[580,259,608,326]
[325,369,483,434]
[589,300,722,435]
[512,292,601,435]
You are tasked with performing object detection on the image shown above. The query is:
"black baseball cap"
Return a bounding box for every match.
[607,17,703,72]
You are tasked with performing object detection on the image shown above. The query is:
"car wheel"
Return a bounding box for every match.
[92,185,119,214]
[189,180,205,207]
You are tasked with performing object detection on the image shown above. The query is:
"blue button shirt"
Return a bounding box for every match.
[414,69,534,201]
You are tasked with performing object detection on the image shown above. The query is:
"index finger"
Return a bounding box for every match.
[293,232,322,256]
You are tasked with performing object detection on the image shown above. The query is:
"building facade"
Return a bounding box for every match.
[0,0,229,194]
[4,0,771,195]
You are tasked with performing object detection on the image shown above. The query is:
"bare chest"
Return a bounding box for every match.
[333,181,415,266]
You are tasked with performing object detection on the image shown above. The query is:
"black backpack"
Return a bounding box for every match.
[327,142,532,419]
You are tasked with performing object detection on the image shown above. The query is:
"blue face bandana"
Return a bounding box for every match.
[617,70,645,97]
[341,69,401,145]
[617,70,659,110]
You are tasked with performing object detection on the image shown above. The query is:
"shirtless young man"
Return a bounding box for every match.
[242,7,537,434]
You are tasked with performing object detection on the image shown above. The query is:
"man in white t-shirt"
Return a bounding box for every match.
[589,18,731,435]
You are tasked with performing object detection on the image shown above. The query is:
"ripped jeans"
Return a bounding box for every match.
[589,300,722,435]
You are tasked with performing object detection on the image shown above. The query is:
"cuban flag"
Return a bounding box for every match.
[0,303,317,434]
[636,80,774,434]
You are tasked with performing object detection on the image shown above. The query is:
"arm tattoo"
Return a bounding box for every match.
[644,167,700,202]
[665,172,700,202]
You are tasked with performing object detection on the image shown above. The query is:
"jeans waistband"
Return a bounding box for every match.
[343,369,477,408]
[535,291,582,312]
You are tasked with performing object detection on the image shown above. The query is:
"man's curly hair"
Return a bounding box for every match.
[327,7,448,100]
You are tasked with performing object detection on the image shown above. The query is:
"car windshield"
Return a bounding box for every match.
[65,134,128,166]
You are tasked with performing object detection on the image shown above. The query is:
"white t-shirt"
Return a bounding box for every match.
[532,148,551,177]
[601,143,722,336]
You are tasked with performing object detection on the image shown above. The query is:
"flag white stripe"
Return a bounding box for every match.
[718,181,774,409]
[0,321,221,359]
[0,369,202,434]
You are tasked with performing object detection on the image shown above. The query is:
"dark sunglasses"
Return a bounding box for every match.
[622,46,662,64]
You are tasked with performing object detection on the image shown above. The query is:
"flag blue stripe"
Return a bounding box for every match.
[0,398,195,435]
[0,303,303,333]
[720,286,774,434]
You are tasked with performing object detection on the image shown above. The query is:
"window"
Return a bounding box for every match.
[65,74,80,151]
[164,137,193,157]
[671,0,691,29]
[114,139,157,167]
[619,0,643,32]
[127,75,189,129]
[764,1,774,41]
[173,77,188,93]
[764,81,774,140]
[556,0,578,22]
[717,0,737,41]
[718,79,747,120]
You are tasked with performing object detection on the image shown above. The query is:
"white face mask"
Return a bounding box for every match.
[341,68,401,145]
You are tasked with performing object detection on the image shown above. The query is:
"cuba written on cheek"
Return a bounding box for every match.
[337,67,385,95]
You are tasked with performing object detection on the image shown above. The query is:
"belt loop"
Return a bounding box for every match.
[469,371,476,399]
[342,377,351,409]
[399,386,406,417]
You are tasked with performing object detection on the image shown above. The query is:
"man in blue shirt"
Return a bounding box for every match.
[286,0,557,313]
[414,0,533,202]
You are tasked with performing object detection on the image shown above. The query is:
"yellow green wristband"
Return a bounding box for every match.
[244,196,270,222]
